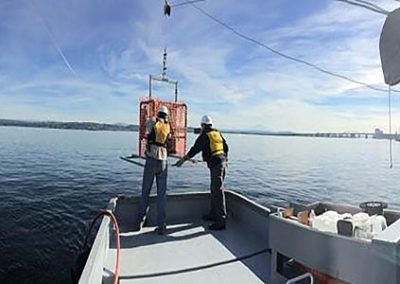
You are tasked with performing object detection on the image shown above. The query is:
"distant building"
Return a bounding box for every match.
[374,128,384,139]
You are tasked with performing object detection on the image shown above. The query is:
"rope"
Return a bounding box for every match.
[162,1,170,78]
[119,248,269,279]
[82,210,120,284]
[389,85,393,168]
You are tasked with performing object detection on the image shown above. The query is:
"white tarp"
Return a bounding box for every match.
[380,8,400,86]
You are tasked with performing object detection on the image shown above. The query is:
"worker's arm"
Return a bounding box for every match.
[145,126,156,153]
[175,134,206,167]
[147,128,156,142]
[166,133,173,154]
[223,136,229,159]
[187,133,207,158]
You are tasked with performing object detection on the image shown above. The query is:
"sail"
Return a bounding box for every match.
[380,8,400,86]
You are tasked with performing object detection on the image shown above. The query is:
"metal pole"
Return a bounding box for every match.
[120,156,145,167]
[389,85,393,168]
[149,75,152,99]
[175,82,178,102]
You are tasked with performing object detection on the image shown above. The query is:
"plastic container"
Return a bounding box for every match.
[352,212,370,227]
[312,210,388,239]
[312,211,341,233]
[370,215,387,236]
[353,212,372,239]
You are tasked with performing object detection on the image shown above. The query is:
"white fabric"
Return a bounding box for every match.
[147,144,168,161]
[380,8,400,86]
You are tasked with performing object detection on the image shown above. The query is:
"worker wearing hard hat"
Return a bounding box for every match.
[175,115,229,230]
[137,105,171,235]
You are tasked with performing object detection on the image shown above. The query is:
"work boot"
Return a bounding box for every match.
[208,223,226,231]
[202,213,216,222]
[133,218,145,232]
[154,226,167,235]
[132,222,141,232]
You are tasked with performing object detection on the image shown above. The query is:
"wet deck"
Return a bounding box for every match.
[104,218,270,283]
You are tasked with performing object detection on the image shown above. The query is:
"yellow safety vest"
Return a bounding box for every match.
[153,120,170,146]
[207,130,225,156]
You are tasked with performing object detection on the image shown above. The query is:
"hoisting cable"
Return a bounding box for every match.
[351,0,390,13]
[163,0,171,79]
[388,85,393,168]
[171,0,206,8]
[185,0,400,94]
[81,210,120,284]
[333,0,389,15]
[162,48,168,79]
[119,248,270,279]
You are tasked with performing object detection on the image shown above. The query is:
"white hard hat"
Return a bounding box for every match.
[201,115,213,126]
[158,105,169,115]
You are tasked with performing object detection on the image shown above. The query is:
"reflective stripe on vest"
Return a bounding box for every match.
[153,120,170,147]
[207,130,224,156]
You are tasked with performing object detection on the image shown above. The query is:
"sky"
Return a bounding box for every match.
[0,0,399,132]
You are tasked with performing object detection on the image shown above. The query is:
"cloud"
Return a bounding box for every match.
[0,0,399,132]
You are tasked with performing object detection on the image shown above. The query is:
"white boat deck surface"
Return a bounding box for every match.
[104,218,270,283]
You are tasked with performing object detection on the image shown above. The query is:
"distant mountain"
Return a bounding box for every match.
[0,119,138,132]
[220,128,294,136]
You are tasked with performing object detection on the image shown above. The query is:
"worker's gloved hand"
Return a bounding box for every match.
[174,156,187,167]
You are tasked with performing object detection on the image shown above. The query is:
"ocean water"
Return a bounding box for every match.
[1,126,399,283]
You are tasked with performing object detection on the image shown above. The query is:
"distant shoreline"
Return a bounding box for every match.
[0,119,199,134]
[0,118,390,139]
[0,119,139,132]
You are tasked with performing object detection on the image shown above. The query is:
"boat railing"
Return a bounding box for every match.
[286,272,314,284]
[79,199,117,284]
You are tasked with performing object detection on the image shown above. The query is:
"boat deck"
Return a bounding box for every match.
[103,218,270,283]
[80,192,400,284]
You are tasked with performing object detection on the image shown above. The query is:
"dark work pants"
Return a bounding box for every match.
[209,162,227,225]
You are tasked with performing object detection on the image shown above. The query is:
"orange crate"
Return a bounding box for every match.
[139,98,187,157]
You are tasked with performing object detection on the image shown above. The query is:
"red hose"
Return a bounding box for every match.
[83,210,120,284]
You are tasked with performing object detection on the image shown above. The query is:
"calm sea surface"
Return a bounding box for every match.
[1,126,399,283]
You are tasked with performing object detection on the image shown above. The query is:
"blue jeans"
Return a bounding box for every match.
[138,157,168,228]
